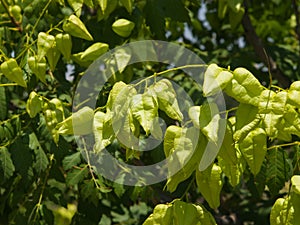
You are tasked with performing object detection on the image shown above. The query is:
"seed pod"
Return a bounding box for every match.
[28,56,47,83]
[63,15,93,41]
[0,58,27,87]
[26,91,43,118]
[80,42,109,61]
[55,33,72,60]
[37,32,55,60]
[112,18,135,37]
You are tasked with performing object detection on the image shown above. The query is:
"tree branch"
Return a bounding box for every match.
[0,0,23,32]
[241,4,291,88]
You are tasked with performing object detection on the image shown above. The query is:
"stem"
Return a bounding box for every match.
[180,176,195,201]
[0,83,19,87]
[267,141,300,150]
[133,64,207,87]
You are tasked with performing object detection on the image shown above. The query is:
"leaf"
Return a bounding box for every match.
[57,106,94,135]
[112,19,135,37]
[234,103,260,142]
[189,106,200,128]
[130,92,158,135]
[266,148,292,196]
[66,166,88,185]
[106,81,127,111]
[55,33,72,60]
[270,197,294,225]
[63,15,93,41]
[0,86,7,120]
[229,7,244,30]
[67,0,83,16]
[93,111,115,152]
[151,79,183,121]
[80,42,109,61]
[113,48,131,73]
[62,152,81,170]
[0,58,27,87]
[203,64,233,97]
[239,127,267,175]
[143,200,217,225]
[26,91,43,118]
[0,147,15,180]
[196,164,223,209]
[37,32,55,60]
[218,124,244,187]
[29,132,49,173]
[258,90,287,137]
[164,126,203,192]
[199,102,221,143]
[288,81,300,108]
[46,202,77,225]
[224,67,264,106]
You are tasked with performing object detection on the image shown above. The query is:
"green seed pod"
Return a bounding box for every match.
[80,42,109,61]
[28,56,47,84]
[26,91,43,118]
[63,15,93,41]
[55,33,72,60]
[0,58,27,87]
[112,18,135,37]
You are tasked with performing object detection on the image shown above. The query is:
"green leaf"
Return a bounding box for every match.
[29,132,49,173]
[234,103,260,142]
[258,90,287,137]
[266,148,292,196]
[57,106,94,135]
[188,106,200,128]
[224,67,264,106]
[196,164,223,209]
[0,58,27,87]
[63,15,93,41]
[143,200,217,225]
[112,19,135,37]
[55,33,72,60]
[62,152,81,170]
[130,92,158,135]
[80,42,109,61]
[199,102,220,143]
[203,64,233,97]
[106,81,128,111]
[151,79,183,121]
[37,32,55,60]
[165,126,203,192]
[229,7,244,30]
[113,48,131,73]
[93,111,115,152]
[0,147,15,180]
[46,202,77,225]
[239,128,267,175]
[218,124,244,187]
[288,81,300,108]
[270,197,294,225]
[26,91,43,118]
[66,166,88,185]
[0,86,7,120]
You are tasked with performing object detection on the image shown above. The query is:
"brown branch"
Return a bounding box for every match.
[241,3,291,88]
[0,0,23,33]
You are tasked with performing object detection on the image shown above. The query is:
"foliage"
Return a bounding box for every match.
[0,0,300,225]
